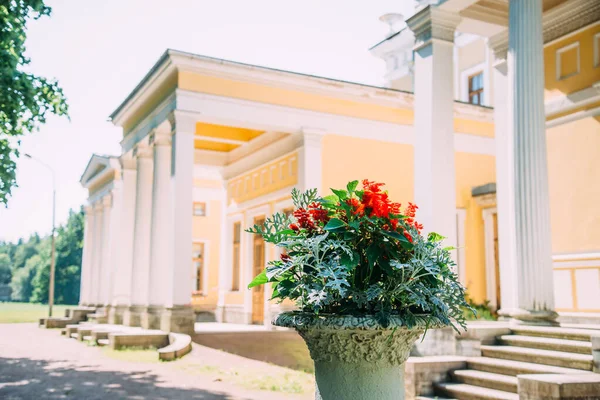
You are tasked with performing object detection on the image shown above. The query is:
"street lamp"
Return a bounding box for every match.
[24,153,57,317]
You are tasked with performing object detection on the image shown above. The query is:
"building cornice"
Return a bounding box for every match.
[543,0,600,45]
[406,5,461,51]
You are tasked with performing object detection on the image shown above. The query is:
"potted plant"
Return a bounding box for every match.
[247,180,470,400]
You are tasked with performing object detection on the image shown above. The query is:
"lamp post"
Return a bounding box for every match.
[24,153,57,317]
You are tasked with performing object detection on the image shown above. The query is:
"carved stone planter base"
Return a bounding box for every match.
[274,312,445,400]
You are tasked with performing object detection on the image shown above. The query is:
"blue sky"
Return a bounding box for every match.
[0,0,416,242]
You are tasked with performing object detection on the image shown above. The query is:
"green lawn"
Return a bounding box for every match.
[0,302,74,323]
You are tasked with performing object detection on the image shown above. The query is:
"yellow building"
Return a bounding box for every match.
[79,0,600,333]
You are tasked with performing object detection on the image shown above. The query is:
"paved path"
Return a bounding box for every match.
[0,323,313,400]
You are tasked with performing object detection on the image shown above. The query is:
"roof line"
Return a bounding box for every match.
[108,48,414,122]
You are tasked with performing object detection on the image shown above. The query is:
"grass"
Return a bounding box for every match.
[0,302,74,323]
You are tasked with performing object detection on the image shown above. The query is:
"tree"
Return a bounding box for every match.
[0,253,11,284]
[10,254,38,301]
[0,1,68,204]
[10,233,39,270]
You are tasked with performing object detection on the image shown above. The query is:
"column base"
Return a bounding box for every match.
[123,305,146,327]
[499,308,559,326]
[160,305,195,335]
[108,305,127,325]
[141,306,164,330]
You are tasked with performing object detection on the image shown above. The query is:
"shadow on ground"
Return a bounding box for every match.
[193,331,314,373]
[0,356,248,400]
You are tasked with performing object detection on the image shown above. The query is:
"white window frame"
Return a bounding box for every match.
[556,42,580,81]
[594,33,600,68]
[226,214,244,293]
[456,209,467,286]
[482,207,498,310]
[460,62,487,106]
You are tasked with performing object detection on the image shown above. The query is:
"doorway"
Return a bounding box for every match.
[251,216,266,324]
[483,208,501,310]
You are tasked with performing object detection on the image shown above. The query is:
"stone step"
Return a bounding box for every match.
[481,345,593,370]
[510,326,600,342]
[467,356,594,376]
[434,383,518,400]
[97,339,109,346]
[498,334,592,355]
[451,370,518,393]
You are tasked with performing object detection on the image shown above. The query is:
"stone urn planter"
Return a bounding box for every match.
[274,312,444,400]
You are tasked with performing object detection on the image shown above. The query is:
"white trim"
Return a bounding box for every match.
[456,208,467,285]
[460,62,486,105]
[192,238,210,297]
[547,106,600,128]
[556,42,581,81]
[482,207,498,310]
[545,83,600,118]
[176,90,496,156]
[594,32,600,68]
[553,251,600,268]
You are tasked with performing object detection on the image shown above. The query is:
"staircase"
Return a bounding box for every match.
[428,326,598,400]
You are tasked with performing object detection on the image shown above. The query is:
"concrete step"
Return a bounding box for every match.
[510,326,600,342]
[434,383,518,400]
[97,339,109,346]
[498,334,592,355]
[467,356,594,376]
[451,370,518,393]
[481,345,593,370]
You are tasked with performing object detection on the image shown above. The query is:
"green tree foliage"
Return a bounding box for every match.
[2,207,83,304]
[0,253,11,284]
[0,0,68,204]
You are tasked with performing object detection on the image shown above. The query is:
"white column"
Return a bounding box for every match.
[407,6,460,249]
[79,206,94,305]
[100,194,113,306]
[169,117,195,308]
[159,112,196,334]
[112,157,136,307]
[130,145,154,307]
[91,202,104,305]
[149,125,173,309]
[298,128,324,193]
[506,0,556,324]
[489,33,518,313]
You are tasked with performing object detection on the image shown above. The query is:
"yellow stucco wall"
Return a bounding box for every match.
[191,198,222,310]
[544,24,600,100]
[547,116,600,253]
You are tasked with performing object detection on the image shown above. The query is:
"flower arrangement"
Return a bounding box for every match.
[247,179,470,331]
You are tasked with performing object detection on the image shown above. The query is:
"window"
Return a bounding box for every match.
[192,242,205,292]
[231,222,241,291]
[468,72,484,105]
[193,202,206,216]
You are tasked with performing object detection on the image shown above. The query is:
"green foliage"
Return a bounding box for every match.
[247,180,471,332]
[0,253,11,284]
[0,0,69,204]
[1,207,83,303]
[462,294,497,321]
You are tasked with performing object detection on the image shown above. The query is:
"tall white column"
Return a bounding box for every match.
[127,144,154,323]
[298,128,324,193]
[144,124,173,328]
[160,112,196,334]
[506,0,556,324]
[91,202,104,306]
[110,158,136,313]
[100,194,113,306]
[489,34,518,313]
[407,6,460,249]
[79,206,94,305]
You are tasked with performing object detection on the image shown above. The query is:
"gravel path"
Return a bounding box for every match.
[0,323,313,400]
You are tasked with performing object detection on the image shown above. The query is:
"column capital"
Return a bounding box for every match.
[171,110,197,135]
[93,201,104,213]
[150,119,173,147]
[102,194,113,208]
[489,31,508,63]
[133,142,153,159]
[406,5,461,51]
[301,127,325,147]
[120,154,137,170]
[84,205,94,215]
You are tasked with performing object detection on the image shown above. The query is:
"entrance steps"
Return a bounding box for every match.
[39,306,97,329]
[430,325,600,400]
[56,321,191,361]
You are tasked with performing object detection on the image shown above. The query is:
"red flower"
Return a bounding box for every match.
[403,231,413,243]
[346,198,365,216]
[280,253,291,262]
[289,223,300,231]
[308,202,329,224]
[293,208,315,230]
